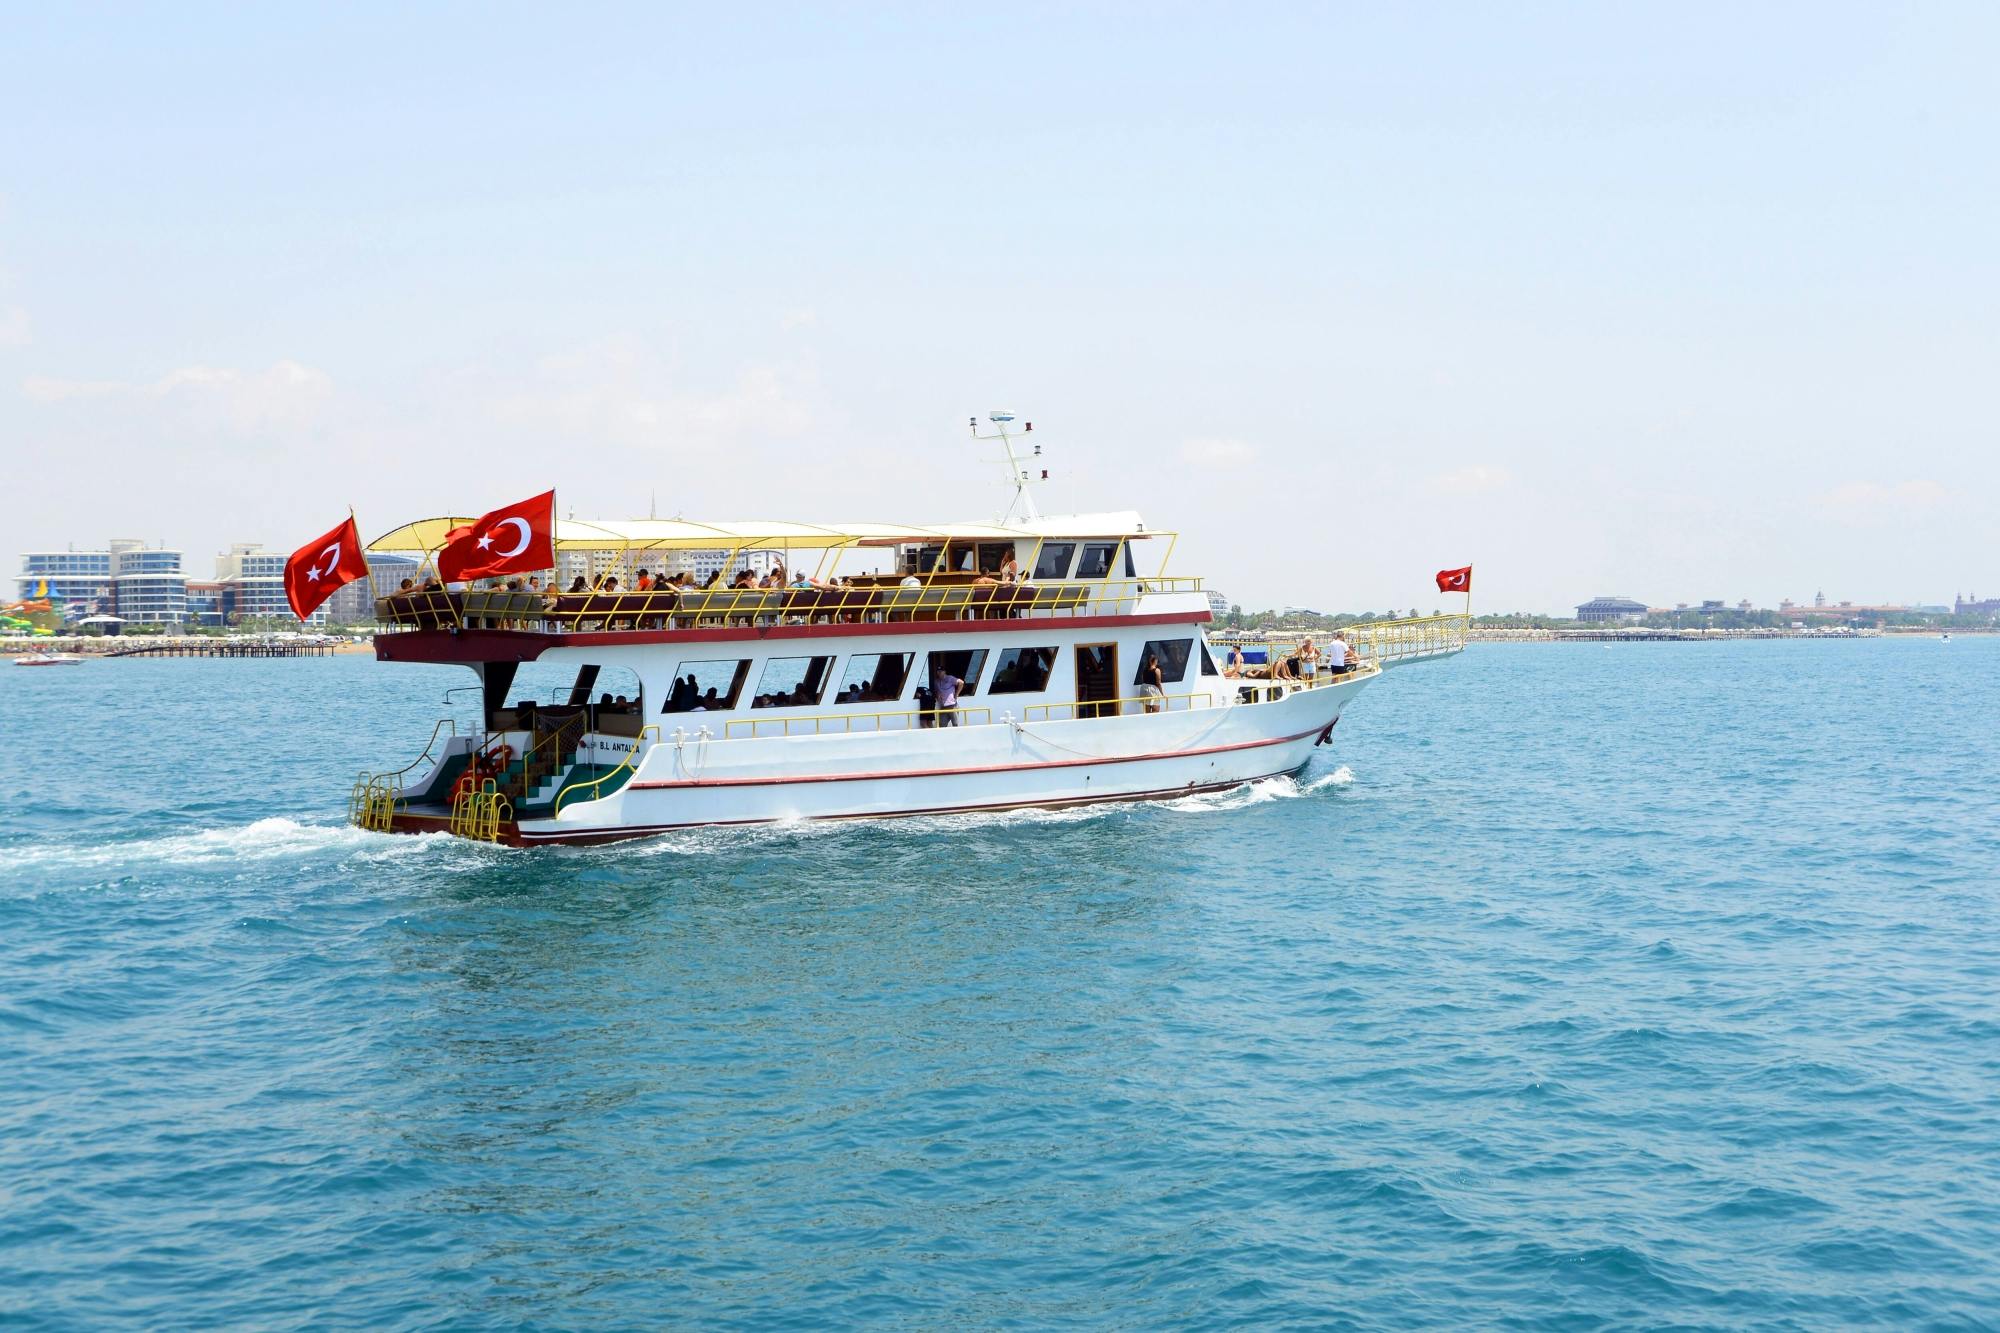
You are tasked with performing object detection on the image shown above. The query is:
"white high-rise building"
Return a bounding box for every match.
[17,547,113,616]
[109,540,188,623]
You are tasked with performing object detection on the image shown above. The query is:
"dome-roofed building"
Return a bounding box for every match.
[1575,595,1648,624]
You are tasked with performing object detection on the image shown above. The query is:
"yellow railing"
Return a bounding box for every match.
[552,726,660,817]
[1225,663,1383,705]
[349,718,456,831]
[448,777,511,842]
[377,575,1207,634]
[1343,613,1469,663]
[1021,690,1215,722]
[507,711,585,802]
[1212,613,1468,670]
[723,704,995,739]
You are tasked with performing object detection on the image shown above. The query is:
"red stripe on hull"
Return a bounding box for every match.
[628,724,1325,790]
[512,764,1313,845]
[371,739,1326,847]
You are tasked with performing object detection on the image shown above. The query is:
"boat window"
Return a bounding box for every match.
[923,648,989,696]
[1133,639,1193,684]
[663,659,752,713]
[1076,542,1118,579]
[903,544,946,576]
[832,652,912,704]
[751,655,833,709]
[1123,542,1137,578]
[977,543,1012,574]
[1198,643,1220,676]
[1031,543,1076,580]
[989,646,1058,694]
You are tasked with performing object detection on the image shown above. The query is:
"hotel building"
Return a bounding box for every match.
[108,540,188,624]
[15,548,114,613]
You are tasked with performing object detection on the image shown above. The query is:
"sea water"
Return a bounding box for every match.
[2,639,1996,1328]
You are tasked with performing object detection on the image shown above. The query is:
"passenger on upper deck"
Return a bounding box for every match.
[569,576,588,593]
[998,550,1020,583]
[635,569,653,590]
[1225,644,1244,677]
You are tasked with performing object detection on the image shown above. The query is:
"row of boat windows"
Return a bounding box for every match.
[659,637,1216,713]
[900,540,1139,581]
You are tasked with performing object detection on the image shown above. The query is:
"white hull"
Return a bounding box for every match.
[517,672,1368,841]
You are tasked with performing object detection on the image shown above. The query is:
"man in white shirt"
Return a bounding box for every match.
[1325,634,1352,675]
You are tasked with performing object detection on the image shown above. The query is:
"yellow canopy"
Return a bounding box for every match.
[368,512,1157,554]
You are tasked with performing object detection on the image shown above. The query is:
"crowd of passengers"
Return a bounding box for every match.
[1220,635,1362,683]
[389,548,1044,631]
[395,549,1027,599]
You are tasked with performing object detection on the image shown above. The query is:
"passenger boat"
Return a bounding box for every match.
[11,651,85,666]
[350,426,1464,844]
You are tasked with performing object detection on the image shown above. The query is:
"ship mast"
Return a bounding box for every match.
[969,411,1042,523]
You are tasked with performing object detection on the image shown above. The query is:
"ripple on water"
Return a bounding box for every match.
[1,642,1998,1326]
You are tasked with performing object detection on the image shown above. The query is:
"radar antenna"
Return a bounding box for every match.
[969,411,1043,523]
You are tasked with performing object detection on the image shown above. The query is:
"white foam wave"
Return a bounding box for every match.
[6,817,468,873]
[600,766,1361,852]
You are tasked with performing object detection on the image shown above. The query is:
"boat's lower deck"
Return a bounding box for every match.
[381,757,1316,846]
[357,667,1374,845]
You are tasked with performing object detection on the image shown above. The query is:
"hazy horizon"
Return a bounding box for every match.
[4,4,1996,616]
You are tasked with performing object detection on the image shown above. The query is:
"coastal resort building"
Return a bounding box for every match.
[109,540,188,624]
[15,547,113,617]
[1575,595,1648,624]
[324,553,420,625]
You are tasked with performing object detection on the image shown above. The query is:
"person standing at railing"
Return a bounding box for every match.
[931,661,963,727]
[1324,633,1350,676]
[1300,638,1320,682]
[1139,653,1166,713]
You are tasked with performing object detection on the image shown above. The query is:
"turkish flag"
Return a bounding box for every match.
[284,516,372,620]
[1435,565,1473,594]
[437,490,556,583]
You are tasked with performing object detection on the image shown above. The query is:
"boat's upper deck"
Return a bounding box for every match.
[375,572,1205,635]
[369,511,1207,646]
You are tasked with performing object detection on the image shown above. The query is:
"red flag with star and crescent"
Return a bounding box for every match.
[284,515,372,620]
[1435,565,1473,594]
[437,489,557,584]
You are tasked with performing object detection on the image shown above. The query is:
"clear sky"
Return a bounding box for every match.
[3,4,1996,614]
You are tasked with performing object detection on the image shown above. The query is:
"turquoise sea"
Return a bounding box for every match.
[3,638,1996,1329]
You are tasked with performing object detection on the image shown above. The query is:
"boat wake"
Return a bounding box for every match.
[6,765,1362,882]
[3,816,471,878]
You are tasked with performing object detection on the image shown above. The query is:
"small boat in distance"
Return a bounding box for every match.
[12,652,86,666]
[348,419,1467,843]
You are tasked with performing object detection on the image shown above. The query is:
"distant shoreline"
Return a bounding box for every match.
[1467,627,1994,643]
